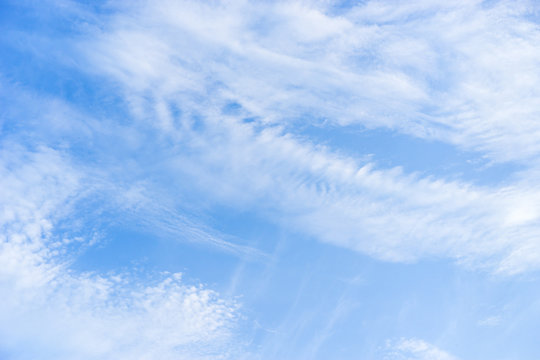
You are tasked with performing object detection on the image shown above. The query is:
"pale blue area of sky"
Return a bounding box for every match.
[2,1,540,359]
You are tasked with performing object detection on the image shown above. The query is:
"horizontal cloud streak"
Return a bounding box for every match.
[385,338,459,360]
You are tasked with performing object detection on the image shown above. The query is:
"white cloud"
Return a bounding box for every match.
[68,0,540,274]
[84,0,540,163]
[7,1,540,358]
[385,338,459,360]
[0,144,239,359]
[477,315,502,327]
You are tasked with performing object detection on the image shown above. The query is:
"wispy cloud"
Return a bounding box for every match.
[54,0,540,274]
[0,144,239,359]
[83,0,540,163]
[3,0,540,358]
[385,338,459,360]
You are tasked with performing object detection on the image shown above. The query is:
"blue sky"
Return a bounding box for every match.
[2,0,540,359]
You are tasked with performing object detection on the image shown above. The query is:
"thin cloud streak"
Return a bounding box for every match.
[385,338,460,360]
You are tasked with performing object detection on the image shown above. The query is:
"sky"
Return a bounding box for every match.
[1,0,540,359]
